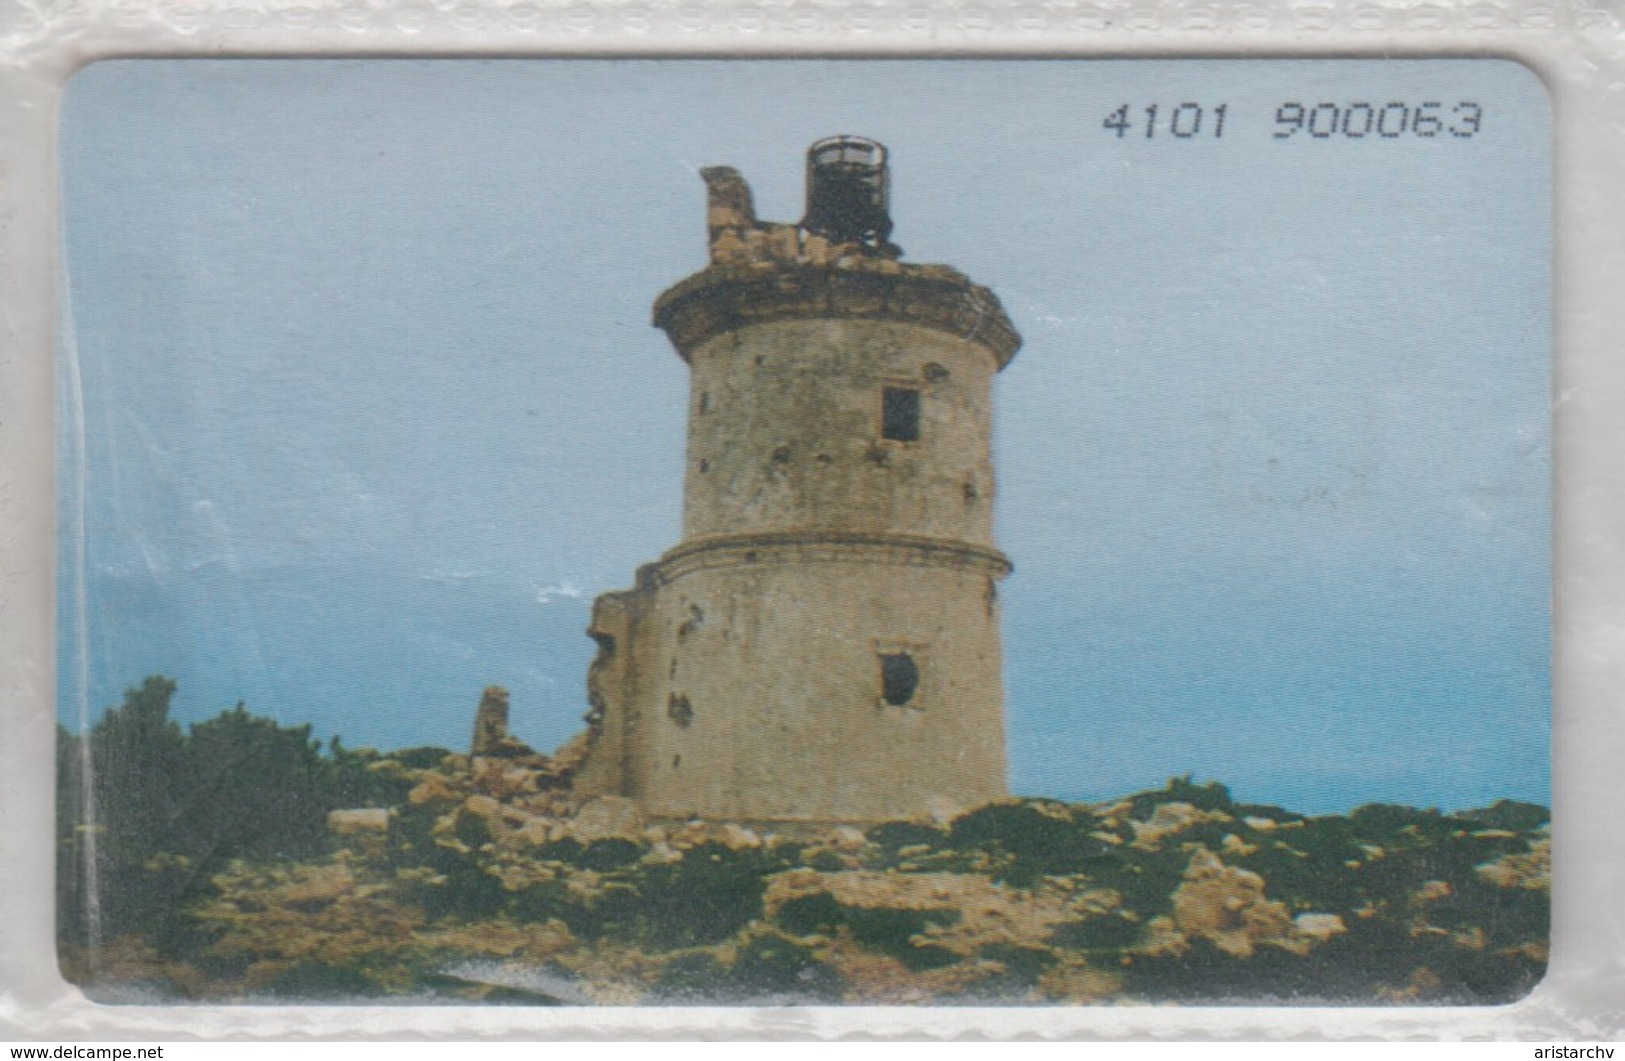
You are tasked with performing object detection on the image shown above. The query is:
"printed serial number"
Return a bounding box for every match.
[1273,101,1484,139]
[1103,103,1229,139]
[1099,101,1486,141]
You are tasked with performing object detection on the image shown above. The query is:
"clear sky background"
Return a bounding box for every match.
[58,59,1550,815]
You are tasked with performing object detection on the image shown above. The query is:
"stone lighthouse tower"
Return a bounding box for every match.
[570,138,1021,823]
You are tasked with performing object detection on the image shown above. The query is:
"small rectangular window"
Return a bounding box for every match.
[882,387,921,442]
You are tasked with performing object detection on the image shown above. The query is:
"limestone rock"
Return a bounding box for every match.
[408,774,461,807]
[278,863,356,908]
[569,795,642,842]
[764,869,1071,957]
[718,823,762,850]
[510,817,555,849]
[1412,879,1453,904]
[828,825,869,851]
[671,820,715,848]
[1293,912,1348,941]
[471,757,543,800]
[364,759,414,784]
[1132,802,1232,849]
[1170,847,1297,958]
[1139,914,1189,958]
[327,808,391,835]
[1476,838,1550,892]
[461,794,510,839]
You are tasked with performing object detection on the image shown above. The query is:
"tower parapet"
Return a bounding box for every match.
[572,140,1021,823]
[655,164,1019,369]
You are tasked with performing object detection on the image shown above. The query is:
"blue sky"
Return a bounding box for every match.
[58,59,1550,814]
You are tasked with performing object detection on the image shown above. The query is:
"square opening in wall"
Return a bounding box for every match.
[881,387,921,442]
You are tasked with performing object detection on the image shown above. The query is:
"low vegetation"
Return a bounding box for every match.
[58,678,1549,1005]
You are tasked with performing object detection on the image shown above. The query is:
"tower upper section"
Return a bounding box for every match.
[651,141,1021,548]
[653,145,1020,370]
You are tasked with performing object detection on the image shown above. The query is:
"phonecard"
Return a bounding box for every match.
[55,58,1550,1006]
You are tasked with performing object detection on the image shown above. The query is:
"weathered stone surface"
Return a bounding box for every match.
[1132,802,1232,848]
[471,686,511,757]
[1476,837,1550,891]
[1413,879,1453,904]
[670,820,715,848]
[568,155,1017,826]
[1171,847,1298,958]
[327,808,391,835]
[471,757,543,801]
[79,788,1549,1006]
[1294,912,1348,941]
[717,823,762,850]
[364,759,414,784]
[408,774,461,807]
[765,868,1072,959]
[509,817,554,849]
[828,825,869,851]
[461,795,509,839]
[569,795,641,842]
[278,863,356,908]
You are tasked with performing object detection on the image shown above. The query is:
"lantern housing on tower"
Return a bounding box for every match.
[801,136,896,254]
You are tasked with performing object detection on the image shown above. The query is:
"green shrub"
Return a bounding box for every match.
[1459,800,1549,833]
[948,801,1106,888]
[633,842,784,950]
[1127,776,1234,819]
[868,821,948,851]
[264,961,383,1000]
[1050,911,1143,952]
[578,838,644,872]
[727,934,843,1000]
[649,951,729,1002]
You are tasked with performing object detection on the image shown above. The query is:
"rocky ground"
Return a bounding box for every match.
[60,742,1550,1007]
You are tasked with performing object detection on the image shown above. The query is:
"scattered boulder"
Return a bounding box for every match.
[671,819,715,848]
[718,823,763,850]
[1412,879,1453,904]
[569,795,642,842]
[471,757,544,800]
[327,808,391,836]
[1170,846,1298,958]
[827,825,868,851]
[1132,802,1231,849]
[408,773,461,808]
[278,862,357,908]
[1294,912,1348,942]
[509,817,554,849]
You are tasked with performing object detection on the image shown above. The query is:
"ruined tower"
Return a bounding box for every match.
[571,138,1021,822]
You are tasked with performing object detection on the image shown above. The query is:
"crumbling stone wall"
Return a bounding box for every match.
[470,686,511,757]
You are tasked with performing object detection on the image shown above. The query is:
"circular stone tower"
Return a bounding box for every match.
[571,138,1020,823]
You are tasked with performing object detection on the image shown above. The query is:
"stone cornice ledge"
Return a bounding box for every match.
[658,531,1013,581]
[652,261,1022,370]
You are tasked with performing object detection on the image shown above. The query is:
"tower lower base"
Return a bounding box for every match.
[573,536,1009,823]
